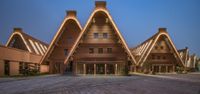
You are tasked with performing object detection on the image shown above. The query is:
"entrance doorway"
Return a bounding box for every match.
[65,61,73,72]
[4,60,10,76]
[86,64,94,74]
[107,64,115,74]
[154,66,159,73]
[96,64,105,74]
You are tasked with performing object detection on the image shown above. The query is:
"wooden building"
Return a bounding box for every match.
[1,1,197,76]
[178,47,199,71]
[131,28,185,73]
[41,1,136,75]
[0,28,49,76]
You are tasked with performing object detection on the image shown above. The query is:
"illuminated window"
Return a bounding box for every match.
[98,48,103,54]
[94,33,99,38]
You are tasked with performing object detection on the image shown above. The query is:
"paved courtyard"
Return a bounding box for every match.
[0,73,200,94]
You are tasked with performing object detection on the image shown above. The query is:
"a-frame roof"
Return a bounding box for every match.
[178,47,189,64]
[6,28,48,56]
[131,28,185,67]
[40,10,82,64]
[63,1,137,65]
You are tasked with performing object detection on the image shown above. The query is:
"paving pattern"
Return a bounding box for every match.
[0,74,200,94]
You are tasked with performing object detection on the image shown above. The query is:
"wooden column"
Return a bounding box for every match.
[94,64,96,75]
[83,64,86,75]
[115,64,118,75]
[105,64,107,75]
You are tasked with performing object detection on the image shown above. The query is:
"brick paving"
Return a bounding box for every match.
[0,74,200,94]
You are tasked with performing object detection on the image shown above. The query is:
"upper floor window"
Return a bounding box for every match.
[98,48,103,54]
[152,55,155,60]
[160,46,164,50]
[157,56,160,59]
[107,48,112,53]
[155,46,158,50]
[89,48,94,54]
[103,33,108,38]
[64,49,68,56]
[94,33,99,38]
[67,37,73,43]
[163,56,166,60]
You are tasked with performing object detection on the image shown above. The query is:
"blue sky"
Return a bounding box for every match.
[0,0,200,56]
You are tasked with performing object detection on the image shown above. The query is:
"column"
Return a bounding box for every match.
[94,64,96,75]
[83,64,86,75]
[105,64,107,75]
[159,65,161,73]
[115,64,118,75]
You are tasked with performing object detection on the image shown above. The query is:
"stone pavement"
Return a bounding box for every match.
[0,74,200,94]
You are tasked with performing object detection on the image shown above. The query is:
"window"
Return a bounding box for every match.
[107,48,112,53]
[152,55,155,60]
[155,46,158,50]
[98,48,103,54]
[67,37,73,43]
[103,33,108,38]
[94,33,99,38]
[163,56,166,60]
[89,48,94,54]
[160,46,164,50]
[64,49,68,56]
[19,62,24,74]
[157,56,160,59]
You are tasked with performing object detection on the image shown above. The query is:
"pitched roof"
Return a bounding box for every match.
[6,28,48,56]
[178,47,189,64]
[40,10,82,64]
[130,28,184,67]
[63,1,137,65]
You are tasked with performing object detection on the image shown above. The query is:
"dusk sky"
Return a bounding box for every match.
[0,0,199,56]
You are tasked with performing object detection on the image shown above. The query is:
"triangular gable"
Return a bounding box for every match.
[6,28,49,55]
[178,47,189,66]
[64,8,136,65]
[6,29,32,52]
[130,36,155,63]
[139,30,184,67]
[40,11,82,64]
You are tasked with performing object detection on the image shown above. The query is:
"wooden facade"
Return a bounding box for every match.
[1,1,197,76]
[131,28,185,73]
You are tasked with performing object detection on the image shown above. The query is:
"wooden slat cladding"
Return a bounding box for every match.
[83,18,118,43]
[49,20,80,60]
[145,36,178,65]
[73,15,128,64]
